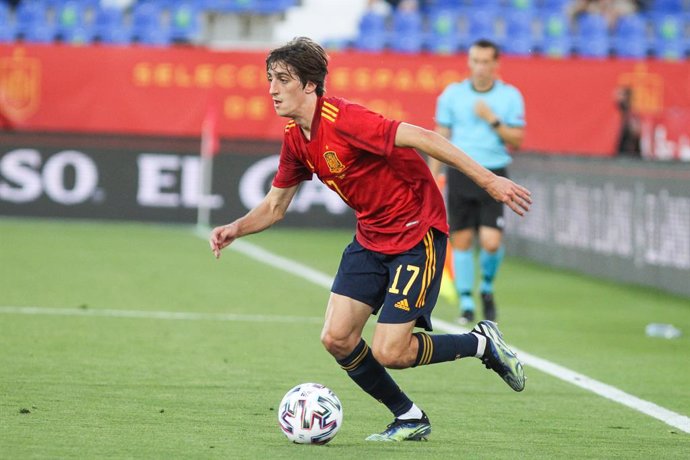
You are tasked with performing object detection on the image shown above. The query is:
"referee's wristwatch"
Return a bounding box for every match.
[490,119,502,129]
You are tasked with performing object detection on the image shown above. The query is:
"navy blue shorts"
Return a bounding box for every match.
[331,227,447,331]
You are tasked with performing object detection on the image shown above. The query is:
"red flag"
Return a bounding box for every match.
[200,105,219,158]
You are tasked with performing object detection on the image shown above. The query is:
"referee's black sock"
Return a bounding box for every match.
[337,339,412,418]
[412,332,484,366]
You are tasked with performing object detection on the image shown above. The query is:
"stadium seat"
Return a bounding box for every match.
[355,11,387,52]
[15,2,49,37]
[539,0,570,15]
[535,11,569,55]
[169,2,203,43]
[93,7,125,31]
[654,39,685,60]
[654,14,683,42]
[506,0,536,12]
[389,7,423,52]
[503,11,536,55]
[56,1,93,44]
[136,27,172,47]
[0,23,16,43]
[648,0,684,14]
[98,25,132,45]
[540,35,572,58]
[254,0,295,15]
[612,14,649,58]
[573,13,609,58]
[426,9,459,54]
[22,24,58,44]
[390,33,424,53]
[131,3,169,44]
[464,6,500,44]
[211,0,257,13]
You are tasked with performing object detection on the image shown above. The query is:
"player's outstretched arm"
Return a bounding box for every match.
[209,185,299,259]
[395,122,531,216]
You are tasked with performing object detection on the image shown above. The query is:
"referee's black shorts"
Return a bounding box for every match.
[446,167,507,232]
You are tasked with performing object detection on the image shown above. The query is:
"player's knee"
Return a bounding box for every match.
[371,345,410,369]
[320,331,352,359]
[482,241,502,253]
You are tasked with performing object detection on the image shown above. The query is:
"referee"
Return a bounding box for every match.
[430,39,526,324]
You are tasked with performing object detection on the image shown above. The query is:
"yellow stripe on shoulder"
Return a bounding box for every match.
[321,111,336,123]
[323,101,339,113]
[284,121,296,132]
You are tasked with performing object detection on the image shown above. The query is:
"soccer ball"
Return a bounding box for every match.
[278,382,343,444]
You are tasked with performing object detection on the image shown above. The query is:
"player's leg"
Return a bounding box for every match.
[450,228,476,324]
[367,228,524,441]
[478,179,506,321]
[373,226,524,385]
[327,239,422,438]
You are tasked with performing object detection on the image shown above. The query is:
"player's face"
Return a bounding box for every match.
[267,62,307,118]
[468,46,498,88]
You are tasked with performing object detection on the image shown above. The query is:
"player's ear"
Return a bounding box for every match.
[304,81,317,94]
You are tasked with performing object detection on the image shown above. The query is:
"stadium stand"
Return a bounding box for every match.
[0,0,687,59]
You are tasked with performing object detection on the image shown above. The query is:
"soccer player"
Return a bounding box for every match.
[210,37,530,441]
[430,39,526,325]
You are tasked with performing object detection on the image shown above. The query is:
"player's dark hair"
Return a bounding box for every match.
[471,39,500,60]
[266,37,329,96]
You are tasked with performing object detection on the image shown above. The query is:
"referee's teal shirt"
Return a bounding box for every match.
[435,80,525,170]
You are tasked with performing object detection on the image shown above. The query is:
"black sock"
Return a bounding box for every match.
[337,339,412,417]
[412,332,479,366]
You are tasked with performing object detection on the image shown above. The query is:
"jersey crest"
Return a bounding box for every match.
[323,150,345,174]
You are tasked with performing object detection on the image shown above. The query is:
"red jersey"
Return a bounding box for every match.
[273,96,448,254]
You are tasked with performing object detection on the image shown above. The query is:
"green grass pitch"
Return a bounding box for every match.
[1,217,689,458]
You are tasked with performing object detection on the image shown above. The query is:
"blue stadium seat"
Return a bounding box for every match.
[56,1,92,44]
[389,7,423,52]
[539,0,570,14]
[540,35,572,58]
[169,2,203,43]
[574,13,609,57]
[506,0,536,12]
[355,11,387,52]
[653,14,683,42]
[93,7,125,31]
[426,9,459,54]
[0,2,10,25]
[131,3,169,44]
[22,24,58,44]
[649,0,684,14]
[0,23,16,43]
[254,0,295,15]
[15,2,50,37]
[136,27,172,47]
[612,14,648,58]
[503,12,536,55]
[390,33,424,53]
[98,25,132,45]
[60,26,95,45]
[464,6,500,44]
[211,0,257,13]
[654,38,685,60]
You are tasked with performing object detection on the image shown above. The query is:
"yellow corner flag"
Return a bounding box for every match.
[439,240,457,305]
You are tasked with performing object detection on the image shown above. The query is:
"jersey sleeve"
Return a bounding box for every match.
[272,137,312,188]
[434,86,454,128]
[334,102,399,157]
[504,87,526,128]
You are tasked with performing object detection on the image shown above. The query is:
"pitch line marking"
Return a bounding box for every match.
[0,306,323,324]
[209,232,690,434]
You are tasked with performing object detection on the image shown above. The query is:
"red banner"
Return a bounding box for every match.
[1,44,688,156]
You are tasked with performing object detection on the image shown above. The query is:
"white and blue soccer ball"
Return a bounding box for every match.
[278,382,343,444]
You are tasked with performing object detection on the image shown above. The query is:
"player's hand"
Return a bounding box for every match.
[209,223,239,259]
[474,100,495,123]
[486,176,532,216]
